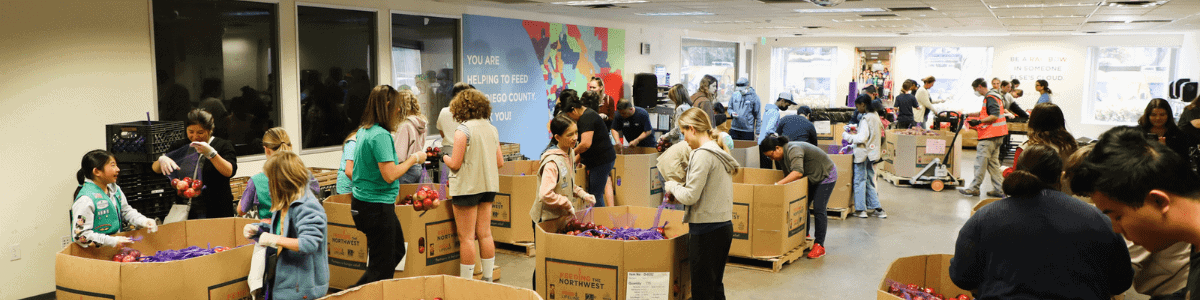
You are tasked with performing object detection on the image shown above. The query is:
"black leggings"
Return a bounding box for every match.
[350,197,405,288]
[808,181,836,246]
[688,223,733,300]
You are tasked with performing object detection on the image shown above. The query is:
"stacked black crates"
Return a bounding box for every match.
[116,162,175,220]
[106,121,186,163]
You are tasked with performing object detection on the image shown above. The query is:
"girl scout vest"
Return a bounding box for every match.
[449,119,500,197]
[252,173,272,219]
[76,182,123,235]
[529,152,585,223]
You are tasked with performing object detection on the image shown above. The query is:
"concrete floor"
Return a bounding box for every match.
[491,149,1148,299]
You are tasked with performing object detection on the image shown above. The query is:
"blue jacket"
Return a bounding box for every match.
[729,86,761,133]
[255,190,329,299]
[757,103,780,144]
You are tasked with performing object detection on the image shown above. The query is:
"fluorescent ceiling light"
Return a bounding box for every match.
[1106,1,1167,7]
[989,2,1099,9]
[997,15,1088,19]
[695,20,753,24]
[795,8,887,13]
[753,26,797,29]
[636,11,713,16]
[832,17,910,22]
[552,0,646,5]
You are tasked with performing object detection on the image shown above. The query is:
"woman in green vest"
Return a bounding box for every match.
[442,89,504,281]
[72,150,157,248]
[237,127,320,220]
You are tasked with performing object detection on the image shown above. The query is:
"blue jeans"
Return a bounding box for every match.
[398,164,423,184]
[853,161,881,211]
[586,160,615,207]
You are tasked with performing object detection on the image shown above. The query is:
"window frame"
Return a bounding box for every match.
[915,46,996,113]
[388,11,462,139]
[769,46,839,108]
[680,37,740,102]
[1083,46,1180,126]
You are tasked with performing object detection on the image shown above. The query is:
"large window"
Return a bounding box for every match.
[681,38,738,103]
[298,5,377,150]
[770,47,838,107]
[391,13,459,138]
[916,47,994,112]
[1086,47,1179,124]
[153,0,280,157]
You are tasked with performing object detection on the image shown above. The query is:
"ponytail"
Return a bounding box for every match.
[76,150,114,197]
[1002,144,1062,198]
[263,127,293,152]
[1002,170,1050,198]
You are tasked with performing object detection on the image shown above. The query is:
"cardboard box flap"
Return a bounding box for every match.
[386,275,439,299]
[499,160,540,176]
[733,168,785,185]
[327,194,352,205]
[185,218,235,249]
[55,250,121,299]
[319,279,384,299]
[877,254,969,299]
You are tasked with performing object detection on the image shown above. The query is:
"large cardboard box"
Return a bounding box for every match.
[56,217,257,300]
[730,140,760,168]
[535,206,690,300]
[877,254,971,300]
[882,130,962,178]
[612,149,665,208]
[961,129,978,148]
[729,168,809,258]
[321,275,540,300]
[324,192,461,290]
[816,122,846,145]
[825,153,855,211]
[494,160,541,244]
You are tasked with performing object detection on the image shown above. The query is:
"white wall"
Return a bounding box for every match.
[754,33,1200,139]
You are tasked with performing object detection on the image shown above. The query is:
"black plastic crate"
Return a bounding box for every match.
[106,121,187,163]
[128,193,175,220]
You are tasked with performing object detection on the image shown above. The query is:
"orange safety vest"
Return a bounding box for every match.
[976,93,1009,140]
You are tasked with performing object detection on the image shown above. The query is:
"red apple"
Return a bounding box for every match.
[414,199,424,210]
[171,178,180,186]
[924,287,935,294]
[431,199,441,209]
[957,295,970,300]
[112,254,126,262]
[175,181,189,191]
[122,255,136,263]
[423,199,433,209]
[183,177,192,184]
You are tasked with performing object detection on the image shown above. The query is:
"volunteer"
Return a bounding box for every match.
[442,89,503,281]
[1036,79,1054,104]
[951,144,1133,299]
[660,84,692,145]
[914,76,944,128]
[756,92,797,169]
[350,85,428,287]
[336,131,356,195]
[610,98,656,149]
[663,108,740,300]
[532,114,597,223]
[691,75,719,125]
[570,90,617,207]
[438,83,473,157]
[893,79,920,129]
[848,95,886,219]
[153,109,238,219]
[728,77,760,141]
[72,150,157,248]
[242,150,330,300]
[587,76,616,122]
[958,78,1007,198]
[758,135,836,259]
[394,89,427,184]
[236,128,320,219]
[1138,98,1197,163]
[1011,103,1077,165]
[775,105,817,147]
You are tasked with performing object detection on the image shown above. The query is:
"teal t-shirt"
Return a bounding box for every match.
[351,125,399,203]
[336,139,357,195]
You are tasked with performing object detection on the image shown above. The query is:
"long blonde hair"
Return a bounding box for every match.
[677,108,730,154]
[397,89,422,120]
[265,150,309,212]
[263,127,293,152]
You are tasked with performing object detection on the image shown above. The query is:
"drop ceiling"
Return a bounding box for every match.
[441,0,1200,36]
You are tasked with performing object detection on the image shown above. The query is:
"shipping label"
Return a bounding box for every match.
[327,222,367,269]
[492,193,512,228]
[626,272,669,300]
[425,219,460,265]
[207,276,251,300]
[545,258,618,300]
[731,202,750,240]
[788,196,807,237]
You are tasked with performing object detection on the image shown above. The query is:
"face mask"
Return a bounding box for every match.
[974,90,983,97]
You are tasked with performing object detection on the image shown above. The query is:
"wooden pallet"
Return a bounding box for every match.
[472,266,502,282]
[495,241,536,257]
[726,240,812,273]
[877,169,913,187]
[826,207,851,220]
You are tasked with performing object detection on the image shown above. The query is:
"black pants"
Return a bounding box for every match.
[350,197,405,287]
[808,181,836,246]
[729,129,754,141]
[895,120,916,130]
[688,223,733,300]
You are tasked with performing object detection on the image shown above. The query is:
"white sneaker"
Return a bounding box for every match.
[855,211,869,218]
[872,209,888,219]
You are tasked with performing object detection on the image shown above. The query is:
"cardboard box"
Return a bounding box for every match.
[971,198,1002,216]
[729,168,809,258]
[1008,121,1028,132]
[882,130,962,178]
[320,275,540,300]
[825,153,855,211]
[611,150,665,208]
[730,140,761,169]
[535,206,690,300]
[816,122,846,145]
[877,254,971,300]
[492,160,543,244]
[961,129,978,148]
[56,217,257,300]
[324,192,461,290]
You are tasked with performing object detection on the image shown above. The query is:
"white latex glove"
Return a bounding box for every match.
[157,155,179,175]
[410,152,427,163]
[599,113,609,120]
[191,141,217,158]
[258,232,281,248]
[142,219,158,233]
[243,223,261,239]
[581,193,597,206]
[114,236,134,247]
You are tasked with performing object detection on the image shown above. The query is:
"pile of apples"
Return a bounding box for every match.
[425,147,441,161]
[398,185,442,211]
[172,177,202,198]
[111,247,142,263]
[886,281,972,300]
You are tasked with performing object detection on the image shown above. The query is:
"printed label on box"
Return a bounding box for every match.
[815,121,832,134]
[425,219,461,265]
[328,222,368,269]
[731,202,750,240]
[925,139,946,154]
[492,193,512,228]
[207,276,251,300]
[626,272,670,300]
[788,196,807,237]
[650,167,665,196]
[546,258,619,300]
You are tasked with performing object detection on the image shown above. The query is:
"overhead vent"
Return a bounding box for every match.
[1131,20,1171,23]
[585,4,618,8]
[1106,0,1166,7]
[888,7,936,11]
[1086,20,1124,23]
[804,26,824,29]
[861,14,899,17]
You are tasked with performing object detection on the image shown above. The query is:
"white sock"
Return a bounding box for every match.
[481,258,496,281]
[460,264,475,279]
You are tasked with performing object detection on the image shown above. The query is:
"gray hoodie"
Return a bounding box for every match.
[664,140,741,224]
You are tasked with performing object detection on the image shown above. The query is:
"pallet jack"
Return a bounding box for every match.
[909,111,964,191]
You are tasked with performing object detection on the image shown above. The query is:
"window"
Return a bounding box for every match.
[916,47,994,112]
[770,47,838,107]
[681,38,738,103]
[391,13,459,138]
[1086,47,1179,124]
[298,5,377,150]
[152,0,280,157]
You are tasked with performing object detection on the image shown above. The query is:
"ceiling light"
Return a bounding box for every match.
[997,15,1088,19]
[695,20,753,24]
[990,2,1099,9]
[552,0,646,5]
[794,8,887,13]
[1106,1,1167,7]
[832,17,910,22]
[635,11,713,16]
[754,26,797,29]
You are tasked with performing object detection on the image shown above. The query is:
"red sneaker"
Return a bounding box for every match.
[807,243,826,259]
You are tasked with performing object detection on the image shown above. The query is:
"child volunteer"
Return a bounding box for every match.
[72,150,158,248]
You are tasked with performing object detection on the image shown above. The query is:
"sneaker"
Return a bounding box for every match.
[807,243,826,259]
[872,209,888,219]
[986,191,1005,198]
[958,188,980,196]
[855,210,869,218]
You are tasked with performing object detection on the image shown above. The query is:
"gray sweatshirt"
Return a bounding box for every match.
[664,140,741,224]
